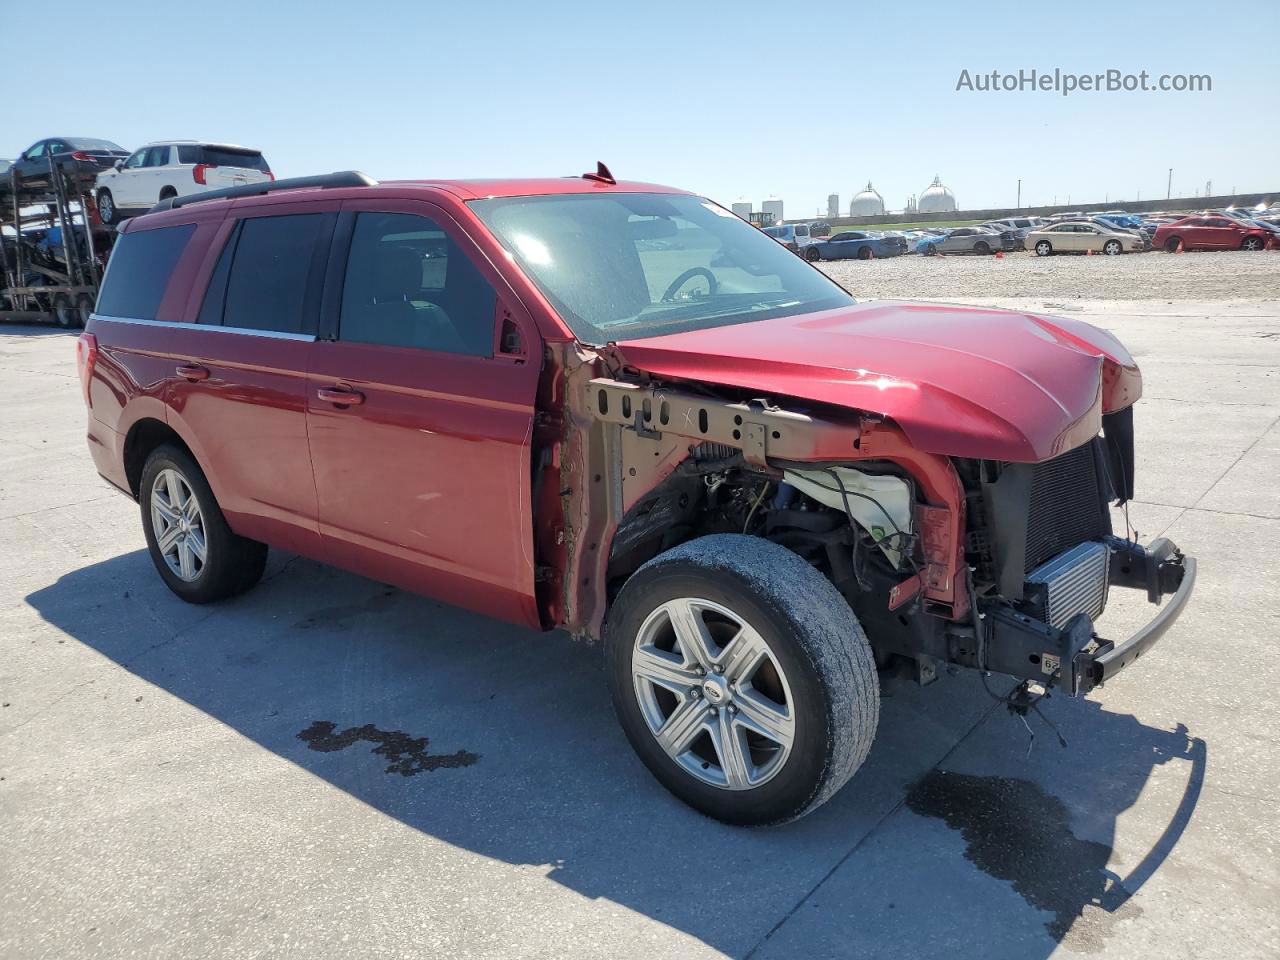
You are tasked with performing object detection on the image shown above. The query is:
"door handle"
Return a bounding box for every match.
[176,364,209,381]
[317,386,365,406]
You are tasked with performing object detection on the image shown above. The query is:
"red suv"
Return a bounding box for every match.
[79,168,1195,825]
[1152,214,1272,252]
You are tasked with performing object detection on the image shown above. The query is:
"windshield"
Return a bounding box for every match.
[469,193,853,343]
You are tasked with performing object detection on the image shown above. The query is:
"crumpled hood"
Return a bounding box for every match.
[614,300,1141,462]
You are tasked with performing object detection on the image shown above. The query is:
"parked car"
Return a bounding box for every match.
[760,223,815,253]
[1026,221,1146,256]
[804,230,907,261]
[78,169,1195,826]
[978,222,1029,251]
[10,137,129,188]
[94,141,273,224]
[807,221,832,237]
[1151,215,1273,252]
[915,227,1007,255]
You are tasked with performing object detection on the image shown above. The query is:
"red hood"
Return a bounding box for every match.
[614,301,1141,462]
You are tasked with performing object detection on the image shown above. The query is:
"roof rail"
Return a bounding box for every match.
[147,170,377,214]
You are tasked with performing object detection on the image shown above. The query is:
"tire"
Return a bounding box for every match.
[604,534,878,826]
[52,293,79,329]
[1035,240,1053,256]
[159,186,177,203]
[1103,239,1122,256]
[96,189,116,225]
[856,246,873,260]
[1164,237,1181,253]
[139,445,267,603]
[75,293,95,325]
[804,246,822,262]
[973,241,991,255]
[1242,236,1264,251]
[923,243,937,256]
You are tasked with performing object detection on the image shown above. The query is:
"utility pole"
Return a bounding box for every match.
[1167,168,1172,200]
[1016,179,1021,209]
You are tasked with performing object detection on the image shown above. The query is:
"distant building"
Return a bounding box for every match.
[827,194,840,219]
[918,175,957,213]
[730,200,752,220]
[761,196,784,224]
[849,181,885,217]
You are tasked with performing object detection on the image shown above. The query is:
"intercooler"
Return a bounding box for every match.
[1023,540,1111,628]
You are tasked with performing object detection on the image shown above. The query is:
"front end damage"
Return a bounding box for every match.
[544,346,1194,702]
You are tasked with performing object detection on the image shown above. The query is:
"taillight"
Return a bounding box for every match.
[265,170,275,181]
[71,151,93,161]
[192,163,213,184]
[76,333,98,408]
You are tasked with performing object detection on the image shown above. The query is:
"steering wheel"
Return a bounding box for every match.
[661,267,718,302]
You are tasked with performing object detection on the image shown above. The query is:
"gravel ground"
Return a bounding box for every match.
[819,249,1280,302]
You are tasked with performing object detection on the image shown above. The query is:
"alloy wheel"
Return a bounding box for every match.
[150,468,208,582]
[631,598,795,790]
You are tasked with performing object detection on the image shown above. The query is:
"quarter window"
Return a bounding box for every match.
[96,224,196,320]
[338,211,496,356]
[201,214,331,334]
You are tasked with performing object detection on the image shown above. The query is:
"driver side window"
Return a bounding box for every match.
[123,151,147,170]
[338,211,496,356]
[25,142,47,159]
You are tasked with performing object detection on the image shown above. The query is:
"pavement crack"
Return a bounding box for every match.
[742,692,1009,960]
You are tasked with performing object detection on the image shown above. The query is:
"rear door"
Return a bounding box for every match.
[305,198,542,626]
[164,203,337,554]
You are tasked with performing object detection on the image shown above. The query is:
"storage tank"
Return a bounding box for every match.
[761,196,784,224]
[730,200,752,220]
[918,175,958,213]
[849,182,885,217]
[827,194,840,219]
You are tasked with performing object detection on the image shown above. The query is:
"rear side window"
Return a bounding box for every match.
[96,224,195,320]
[177,145,270,171]
[200,214,331,334]
[337,211,496,356]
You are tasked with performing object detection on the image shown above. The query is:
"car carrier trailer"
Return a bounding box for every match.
[0,156,114,328]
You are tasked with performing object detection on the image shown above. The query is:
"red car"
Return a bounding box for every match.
[79,168,1195,825]
[1152,214,1272,252]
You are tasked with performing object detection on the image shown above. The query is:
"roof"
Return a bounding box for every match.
[139,140,261,151]
[357,177,688,200]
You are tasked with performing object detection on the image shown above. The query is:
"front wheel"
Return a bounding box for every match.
[1103,239,1122,256]
[1242,236,1264,251]
[973,241,991,255]
[96,189,116,225]
[140,445,267,603]
[605,535,878,826]
[804,246,822,262]
[1035,240,1053,256]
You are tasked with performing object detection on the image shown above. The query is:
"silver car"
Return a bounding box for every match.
[917,227,1006,256]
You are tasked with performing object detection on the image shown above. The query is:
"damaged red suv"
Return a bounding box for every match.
[79,167,1195,825]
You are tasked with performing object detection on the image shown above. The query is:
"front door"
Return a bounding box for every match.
[305,200,542,627]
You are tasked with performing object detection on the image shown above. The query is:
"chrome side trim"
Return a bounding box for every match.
[90,314,317,343]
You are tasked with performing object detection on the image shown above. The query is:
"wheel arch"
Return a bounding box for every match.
[122,418,194,499]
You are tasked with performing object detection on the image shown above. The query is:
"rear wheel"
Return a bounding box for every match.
[856,246,873,260]
[140,445,267,603]
[923,243,937,256]
[159,186,177,203]
[605,535,878,826]
[52,293,79,329]
[973,240,991,255]
[1103,239,1122,256]
[804,246,822,262]
[1035,239,1053,256]
[1242,236,1264,251]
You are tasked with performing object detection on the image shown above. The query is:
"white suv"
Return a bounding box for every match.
[94,141,272,223]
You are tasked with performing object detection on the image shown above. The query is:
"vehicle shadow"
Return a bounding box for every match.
[23,549,1203,959]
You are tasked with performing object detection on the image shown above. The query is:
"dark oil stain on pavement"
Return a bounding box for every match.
[906,770,1141,950]
[298,721,478,776]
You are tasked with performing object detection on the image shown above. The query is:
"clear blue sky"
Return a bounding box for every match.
[5,0,1275,217]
